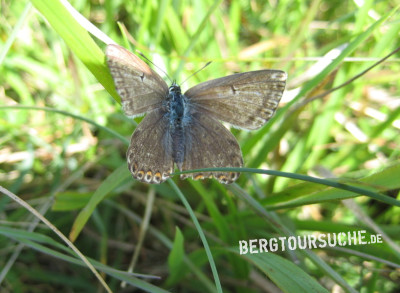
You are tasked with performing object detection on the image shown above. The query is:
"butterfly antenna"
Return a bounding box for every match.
[136,50,173,84]
[180,61,212,86]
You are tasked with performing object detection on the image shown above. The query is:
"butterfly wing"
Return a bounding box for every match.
[184,70,287,130]
[106,44,169,117]
[127,108,174,184]
[180,111,243,184]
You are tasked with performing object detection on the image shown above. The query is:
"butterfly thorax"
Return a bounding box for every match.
[166,83,189,170]
[168,84,184,119]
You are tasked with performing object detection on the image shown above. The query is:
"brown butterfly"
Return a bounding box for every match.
[106,44,287,184]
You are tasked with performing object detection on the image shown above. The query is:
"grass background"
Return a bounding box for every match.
[1,0,400,292]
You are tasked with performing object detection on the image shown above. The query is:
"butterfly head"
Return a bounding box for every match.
[169,82,181,94]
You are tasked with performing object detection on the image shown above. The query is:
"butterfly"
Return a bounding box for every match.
[105,44,287,184]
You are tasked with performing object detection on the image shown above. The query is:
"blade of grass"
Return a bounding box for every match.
[176,166,400,207]
[31,0,118,101]
[121,188,156,288]
[69,164,131,242]
[190,181,250,280]
[227,184,357,293]
[0,186,112,293]
[173,0,223,79]
[3,232,171,292]
[105,199,217,291]
[0,2,32,65]
[246,6,400,167]
[168,180,222,293]
[263,163,400,208]
[234,248,330,293]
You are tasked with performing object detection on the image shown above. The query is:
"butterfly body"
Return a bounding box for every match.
[164,83,190,170]
[106,44,287,184]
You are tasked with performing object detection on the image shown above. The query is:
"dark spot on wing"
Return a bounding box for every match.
[230,85,238,94]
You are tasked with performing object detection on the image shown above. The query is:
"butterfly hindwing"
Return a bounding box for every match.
[184,70,287,130]
[106,44,169,117]
[127,108,174,184]
[180,111,243,184]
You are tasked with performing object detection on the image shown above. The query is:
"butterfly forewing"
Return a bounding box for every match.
[126,108,174,184]
[180,111,243,184]
[184,70,287,130]
[106,44,169,117]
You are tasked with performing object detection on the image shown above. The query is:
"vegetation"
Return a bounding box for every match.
[1,0,399,292]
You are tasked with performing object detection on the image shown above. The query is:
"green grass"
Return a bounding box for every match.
[1,0,400,292]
